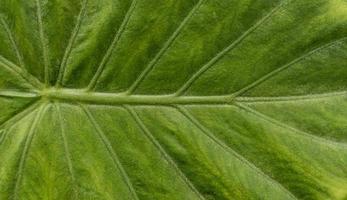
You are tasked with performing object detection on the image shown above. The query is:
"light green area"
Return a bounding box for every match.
[1,0,347,199]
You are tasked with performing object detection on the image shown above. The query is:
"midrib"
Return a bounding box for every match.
[2,88,345,105]
[41,88,234,105]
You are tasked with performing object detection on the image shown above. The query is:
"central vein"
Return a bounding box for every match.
[40,88,234,105]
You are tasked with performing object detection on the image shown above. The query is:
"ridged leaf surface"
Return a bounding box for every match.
[1,0,347,199]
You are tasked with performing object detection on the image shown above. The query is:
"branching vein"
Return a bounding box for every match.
[0,17,25,68]
[235,103,347,149]
[0,102,41,146]
[126,0,205,94]
[87,0,137,91]
[81,104,139,200]
[0,56,44,89]
[0,100,41,131]
[175,0,290,96]
[231,37,347,97]
[54,103,77,196]
[35,0,50,86]
[56,0,88,87]
[176,105,298,200]
[13,103,47,199]
[125,105,206,200]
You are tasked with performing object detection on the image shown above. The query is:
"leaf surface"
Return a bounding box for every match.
[1,0,347,199]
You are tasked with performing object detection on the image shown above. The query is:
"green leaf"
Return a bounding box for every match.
[1,0,347,199]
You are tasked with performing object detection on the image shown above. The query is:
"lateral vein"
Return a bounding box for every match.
[235,103,347,149]
[176,105,298,200]
[0,56,44,89]
[175,0,290,96]
[126,0,205,94]
[13,103,47,200]
[231,37,347,97]
[54,103,77,196]
[56,0,88,87]
[87,0,137,91]
[0,100,41,132]
[35,0,50,86]
[125,105,206,200]
[0,17,25,68]
[0,102,41,146]
[81,104,140,200]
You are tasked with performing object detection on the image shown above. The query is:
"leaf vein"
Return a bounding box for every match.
[175,0,290,96]
[235,91,347,103]
[0,101,41,132]
[87,0,137,91]
[176,105,298,200]
[126,0,205,94]
[13,103,47,200]
[81,104,140,200]
[232,37,347,97]
[54,103,78,196]
[35,0,50,86]
[0,55,44,89]
[0,17,25,69]
[56,0,88,87]
[235,103,347,149]
[125,105,206,200]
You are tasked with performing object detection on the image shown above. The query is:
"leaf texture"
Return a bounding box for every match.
[0,0,347,199]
